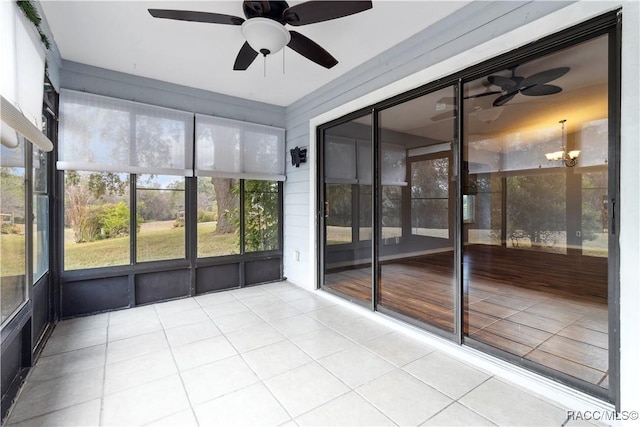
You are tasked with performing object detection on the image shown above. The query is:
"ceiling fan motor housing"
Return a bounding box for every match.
[241,17,291,56]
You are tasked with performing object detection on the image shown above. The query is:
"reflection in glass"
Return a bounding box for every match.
[197,177,240,257]
[323,114,373,304]
[33,195,49,281]
[377,86,456,332]
[136,175,185,262]
[462,35,609,389]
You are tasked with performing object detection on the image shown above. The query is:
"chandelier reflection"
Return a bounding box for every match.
[545,119,580,167]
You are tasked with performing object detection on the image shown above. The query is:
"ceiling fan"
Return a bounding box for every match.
[148,1,373,71]
[488,66,570,106]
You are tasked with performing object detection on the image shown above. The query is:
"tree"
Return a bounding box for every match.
[65,172,128,243]
[506,174,566,248]
[212,177,237,234]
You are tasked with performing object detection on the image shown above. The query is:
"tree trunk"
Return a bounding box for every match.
[212,177,237,234]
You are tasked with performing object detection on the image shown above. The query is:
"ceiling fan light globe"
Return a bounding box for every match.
[241,18,291,56]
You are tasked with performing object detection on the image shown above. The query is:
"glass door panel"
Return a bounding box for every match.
[462,34,610,390]
[377,87,456,332]
[322,114,373,305]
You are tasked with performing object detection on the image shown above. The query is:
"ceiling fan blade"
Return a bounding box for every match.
[521,67,570,87]
[287,31,338,69]
[488,75,516,90]
[233,42,259,70]
[148,9,244,25]
[493,92,517,107]
[466,90,502,99]
[283,1,372,26]
[520,84,563,96]
[242,1,271,19]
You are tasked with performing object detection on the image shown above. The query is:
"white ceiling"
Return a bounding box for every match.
[40,1,469,107]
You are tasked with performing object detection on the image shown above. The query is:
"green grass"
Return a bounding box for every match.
[63,222,239,270]
[1,234,25,276]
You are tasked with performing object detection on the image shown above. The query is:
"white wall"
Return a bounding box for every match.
[284,0,639,413]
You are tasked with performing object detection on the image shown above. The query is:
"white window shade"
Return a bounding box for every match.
[195,114,285,181]
[58,90,194,176]
[324,136,357,184]
[0,2,52,152]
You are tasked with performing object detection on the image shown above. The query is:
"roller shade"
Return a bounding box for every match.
[0,2,52,152]
[58,90,194,176]
[195,114,285,181]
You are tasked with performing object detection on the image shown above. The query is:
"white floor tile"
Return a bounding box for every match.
[242,340,312,379]
[287,295,336,313]
[459,378,567,426]
[158,307,209,329]
[225,322,286,353]
[356,369,453,426]
[194,383,291,426]
[106,330,169,365]
[164,319,221,348]
[230,286,270,299]
[108,316,163,342]
[295,391,394,426]
[211,310,265,333]
[51,314,108,337]
[102,375,190,426]
[404,351,490,399]
[318,346,395,388]
[269,313,327,339]
[171,335,237,371]
[29,344,105,382]
[6,367,104,424]
[253,301,302,322]
[104,349,178,395]
[290,328,354,359]
[201,299,251,319]
[109,305,157,326]
[421,402,496,426]
[264,362,349,417]
[363,331,435,366]
[5,398,101,427]
[144,409,199,426]
[154,297,200,315]
[194,290,237,307]
[181,355,259,405]
[330,317,393,344]
[42,327,107,356]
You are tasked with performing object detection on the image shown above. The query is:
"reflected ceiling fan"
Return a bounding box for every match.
[148,1,373,70]
[488,66,570,106]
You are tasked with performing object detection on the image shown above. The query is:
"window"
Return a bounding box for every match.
[64,171,130,270]
[33,148,49,280]
[1,138,26,324]
[244,180,279,252]
[195,113,284,256]
[410,156,450,239]
[136,175,185,262]
[197,177,240,257]
[462,194,475,223]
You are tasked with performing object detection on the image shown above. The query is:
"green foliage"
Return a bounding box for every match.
[243,180,279,252]
[88,172,127,198]
[226,180,278,252]
[197,209,216,223]
[101,201,131,238]
[16,1,51,49]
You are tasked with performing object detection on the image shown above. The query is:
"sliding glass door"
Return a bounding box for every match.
[376,87,456,334]
[462,33,611,392]
[322,114,373,306]
[318,16,617,401]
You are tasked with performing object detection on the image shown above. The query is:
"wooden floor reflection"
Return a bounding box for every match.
[324,244,609,388]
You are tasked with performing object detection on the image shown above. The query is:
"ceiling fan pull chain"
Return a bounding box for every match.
[264,54,266,78]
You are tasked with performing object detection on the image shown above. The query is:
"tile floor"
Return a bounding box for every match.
[4,281,592,426]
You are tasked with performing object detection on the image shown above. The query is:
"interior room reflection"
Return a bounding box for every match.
[322,34,609,389]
